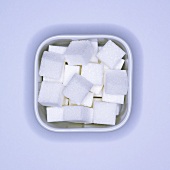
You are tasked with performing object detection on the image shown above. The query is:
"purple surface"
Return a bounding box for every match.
[0,0,170,169]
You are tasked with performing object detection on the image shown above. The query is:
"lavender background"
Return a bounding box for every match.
[0,0,170,169]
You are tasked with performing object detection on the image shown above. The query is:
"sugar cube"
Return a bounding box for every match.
[46,107,64,122]
[102,88,124,104]
[38,81,64,107]
[98,46,103,51]
[63,74,93,105]
[103,59,124,70]
[115,104,121,116]
[93,101,117,125]
[91,85,103,95]
[48,45,67,54]
[90,39,98,63]
[39,51,65,80]
[104,64,109,71]
[43,63,65,83]
[81,63,103,86]
[97,40,125,69]
[63,65,80,85]
[114,59,125,69]
[70,92,93,107]
[93,89,103,97]
[94,90,103,97]
[65,40,94,65]
[81,92,93,107]
[105,70,128,95]
[43,77,57,82]
[63,106,93,123]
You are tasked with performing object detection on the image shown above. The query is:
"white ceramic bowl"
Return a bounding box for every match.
[34,35,133,132]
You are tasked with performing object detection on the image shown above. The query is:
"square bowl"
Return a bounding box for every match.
[34,34,133,132]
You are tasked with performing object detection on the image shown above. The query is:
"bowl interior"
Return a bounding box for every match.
[34,35,132,131]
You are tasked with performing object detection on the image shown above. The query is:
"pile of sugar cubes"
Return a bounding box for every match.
[38,39,128,126]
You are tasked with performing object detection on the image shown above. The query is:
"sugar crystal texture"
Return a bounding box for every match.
[39,51,65,80]
[48,45,67,54]
[105,70,128,95]
[65,40,94,65]
[46,107,64,122]
[91,85,103,95]
[63,65,80,85]
[63,106,93,123]
[93,89,103,97]
[90,39,98,63]
[63,74,93,105]
[98,46,103,51]
[43,63,65,83]
[115,104,121,116]
[93,101,117,125]
[70,92,93,107]
[81,63,103,86]
[114,59,125,69]
[43,77,58,82]
[102,88,124,104]
[38,81,64,107]
[81,92,94,107]
[97,40,125,69]
[103,59,125,70]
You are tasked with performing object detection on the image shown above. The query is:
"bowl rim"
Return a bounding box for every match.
[34,34,133,132]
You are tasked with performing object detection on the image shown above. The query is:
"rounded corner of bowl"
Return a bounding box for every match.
[34,34,133,133]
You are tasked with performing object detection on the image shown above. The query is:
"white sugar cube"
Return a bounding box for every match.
[65,40,94,65]
[46,107,64,122]
[104,64,109,71]
[93,101,117,125]
[63,65,80,85]
[63,97,69,106]
[97,40,125,69]
[115,104,121,116]
[48,45,67,54]
[114,59,125,69]
[98,46,103,51]
[70,92,93,107]
[38,81,64,107]
[39,51,65,80]
[90,39,98,63]
[81,63,103,86]
[93,89,102,97]
[105,70,128,95]
[91,85,103,95]
[103,59,124,70]
[63,74,93,105]
[43,63,65,83]
[102,88,124,104]
[63,106,93,123]
[43,77,58,82]
[81,92,93,107]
